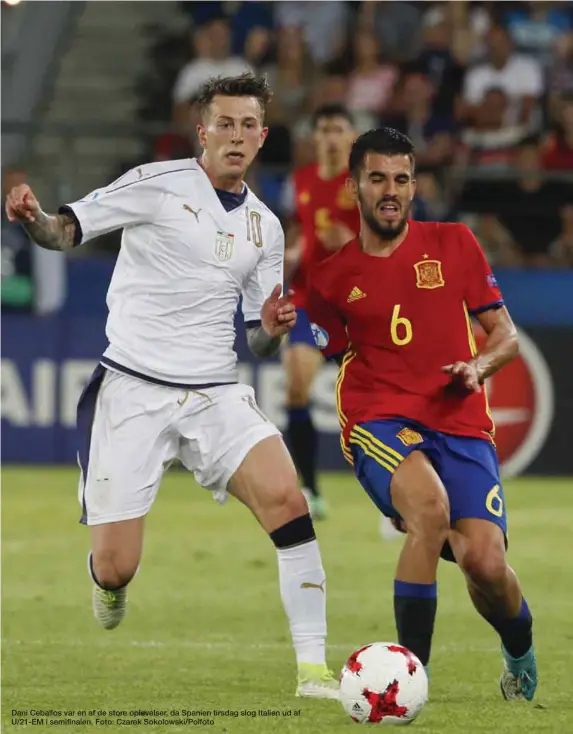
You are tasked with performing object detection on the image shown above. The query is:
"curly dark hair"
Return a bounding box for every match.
[195,73,272,119]
[349,127,416,178]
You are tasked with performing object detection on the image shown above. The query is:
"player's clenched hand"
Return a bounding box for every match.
[441,361,481,393]
[5,184,41,223]
[261,284,297,337]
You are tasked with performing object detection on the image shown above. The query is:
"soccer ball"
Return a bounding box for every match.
[339,642,428,725]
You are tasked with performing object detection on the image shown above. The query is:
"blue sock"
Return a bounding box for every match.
[288,407,311,423]
[486,597,533,660]
[394,580,438,667]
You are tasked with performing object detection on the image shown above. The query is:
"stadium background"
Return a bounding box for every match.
[2,0,573,475]
[3,3,573,733]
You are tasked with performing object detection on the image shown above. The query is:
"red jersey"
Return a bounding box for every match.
[290,163,360,309]
[541,133,573,171]
[306,221,504,461]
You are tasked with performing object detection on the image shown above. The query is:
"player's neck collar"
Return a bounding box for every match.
[194,157,247,196]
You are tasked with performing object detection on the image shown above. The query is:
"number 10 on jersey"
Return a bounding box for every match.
[246,208,263,248]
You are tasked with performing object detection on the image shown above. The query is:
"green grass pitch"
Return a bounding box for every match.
[2,468,572,733]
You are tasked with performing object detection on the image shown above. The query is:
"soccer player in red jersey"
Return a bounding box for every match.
[282,104,359,519]
[306,127,537,701]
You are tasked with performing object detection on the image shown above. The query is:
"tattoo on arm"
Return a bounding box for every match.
[246,326,283,358]
[23,212,77,251]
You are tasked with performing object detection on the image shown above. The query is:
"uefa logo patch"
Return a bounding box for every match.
[310,323,329,350]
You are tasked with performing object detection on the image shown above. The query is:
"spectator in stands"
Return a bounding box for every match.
[459,87,529,171]
[503,1,573,69]
[483,137,572,266]
[262,27,314,126]
[437,0,494,65]
[179,1,273,58]
[412,168,457,223]
[275,1,347,67]
[1,166,33,312]
[172,18,252,110]
[243,25,273,71]
[549,31,573,99]
[542,93,573,170]
[153,103,196,162]
[414,4,468,118]
[551,205,573,267]
[462,24,543,128]
[345,28,398,118]
[289,73,351,167]
[357,1,422,63]
[384,71,456,170]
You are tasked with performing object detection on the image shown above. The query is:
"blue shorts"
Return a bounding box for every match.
[288,308,318,348]
[350,419,507,556]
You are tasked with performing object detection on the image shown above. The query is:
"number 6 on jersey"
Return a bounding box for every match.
[391,304,413,346]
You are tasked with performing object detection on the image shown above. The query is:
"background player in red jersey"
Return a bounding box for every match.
[282,104,359,519]
[306,127,537,701]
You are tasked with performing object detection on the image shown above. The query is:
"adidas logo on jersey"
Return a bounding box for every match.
[347,286,367,303]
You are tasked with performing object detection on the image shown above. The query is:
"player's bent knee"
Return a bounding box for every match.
[285,372,312,407]
[408,495,450,542]
[460,545,508,589]
[286,385,311,408]
[91,548,139,590]
[265,480,308,522]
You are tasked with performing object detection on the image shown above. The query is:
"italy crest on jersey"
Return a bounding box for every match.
[413,259,445,289]
[215,231,234,262]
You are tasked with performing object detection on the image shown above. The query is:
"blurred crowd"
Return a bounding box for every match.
[3,0,573,297]
[140,0,573,268]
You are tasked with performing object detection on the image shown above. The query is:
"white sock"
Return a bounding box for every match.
[276,539,327,666]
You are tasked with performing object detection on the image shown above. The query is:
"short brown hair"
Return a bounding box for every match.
[195,73,272,119]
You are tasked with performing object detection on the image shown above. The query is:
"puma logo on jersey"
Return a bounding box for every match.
[300,580,326,593]
[347,286,367,303]
[183,204,201,222]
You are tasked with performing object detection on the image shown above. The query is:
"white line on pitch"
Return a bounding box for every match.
[2,638,501,653]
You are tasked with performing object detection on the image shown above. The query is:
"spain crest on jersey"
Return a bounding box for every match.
[414,259,445,289]
[397,427,424,447]
[215,231,234,262]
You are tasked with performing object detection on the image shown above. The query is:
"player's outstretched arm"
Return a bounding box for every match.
[442,307,518,391]
[472,306,519,381]
[5,184,76,251]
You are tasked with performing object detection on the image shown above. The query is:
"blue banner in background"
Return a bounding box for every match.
[63,258,573,324]
[0,313,345,468]
[2,265,572,474]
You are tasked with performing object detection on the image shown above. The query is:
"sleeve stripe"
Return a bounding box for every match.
[104,166,192,195]
[244,319,262,329]
[469,300,504,316]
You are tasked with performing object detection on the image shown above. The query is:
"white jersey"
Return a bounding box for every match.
[64,158,284,386]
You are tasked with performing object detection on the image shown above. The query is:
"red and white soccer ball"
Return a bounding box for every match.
[339,642,428,726]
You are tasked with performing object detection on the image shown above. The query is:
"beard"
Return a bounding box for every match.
[359,194,410,241]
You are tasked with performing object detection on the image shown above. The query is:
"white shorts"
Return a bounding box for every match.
[76,365,280,526]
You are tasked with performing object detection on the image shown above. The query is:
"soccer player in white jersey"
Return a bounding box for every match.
[5,73,339,700]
